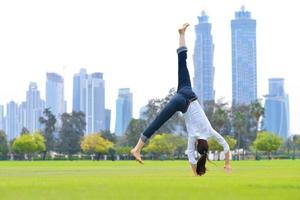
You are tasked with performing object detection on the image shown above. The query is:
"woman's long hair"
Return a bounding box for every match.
[196,139,209,176]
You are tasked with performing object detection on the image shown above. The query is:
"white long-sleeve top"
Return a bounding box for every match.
[184,100,230,164]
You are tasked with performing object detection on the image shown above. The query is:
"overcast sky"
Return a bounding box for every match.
[0,0,299,134]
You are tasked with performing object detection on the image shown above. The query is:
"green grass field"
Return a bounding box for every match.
[0,160,300,200]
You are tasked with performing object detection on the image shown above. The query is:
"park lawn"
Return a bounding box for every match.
[0,160,300,200]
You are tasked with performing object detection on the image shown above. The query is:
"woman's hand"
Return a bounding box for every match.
[224,151,232,173]
[191,164,198,176]
[224,164,232,173]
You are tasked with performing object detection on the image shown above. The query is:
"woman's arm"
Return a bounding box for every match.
[210,128,232,173]
[190,164,198,176]
[224,151,232,173]
[187,136,198,176]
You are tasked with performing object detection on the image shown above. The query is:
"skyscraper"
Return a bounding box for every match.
[46,73,65,119]
[193,11,215,105]
[231,6,257,105]
[72,69,106,134]
[63,101,67,113]
[0,105,4,131]
[86,73,105,133]
[26,82,44,132]
[18,102,27,130]
[115,88,133,136]
[72,68,87,112]
[105,109,111,131]
[6,101,19,140]
[264,78,290,139]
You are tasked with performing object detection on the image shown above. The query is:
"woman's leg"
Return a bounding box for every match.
[131,94,186,163]
[141,95,186,140]
[131,23,192,164]
[177,23,192,91]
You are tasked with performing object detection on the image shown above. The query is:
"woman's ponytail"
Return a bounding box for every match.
[196,139,209,176]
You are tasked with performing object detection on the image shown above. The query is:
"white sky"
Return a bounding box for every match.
[0,0,299,134]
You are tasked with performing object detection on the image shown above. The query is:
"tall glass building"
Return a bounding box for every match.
[72,69,105,134]
[104,109,111,131]
[6,101,19,140]
[72,69,87,113]
[86,73,105,134]
[264,78,290,139]
[46,73,65,119]
[193,11,215,105]
[231,6,257,105]
[0,105,4,131]
[115,88,133,136]
[18,102,27,130]
[26,82,44,132]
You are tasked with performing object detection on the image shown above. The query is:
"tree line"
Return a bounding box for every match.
[0,88,300,161]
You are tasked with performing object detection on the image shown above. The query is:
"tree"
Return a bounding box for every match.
[120,119,147,147]
[13,134,35,159]
[115,146,131,160]
[250,99,264,133]
[296,136,300,148]
[144,134,174,158]
[202,98,232,136]
[39,108,57,158]
[232,110,246,151]
[285,136,292,153]
[211,99,230,134]
[170,134,187,158]
[144,133,186,159]
[208,136,236,160]
[208,135,236,151]
[203,100,215,124]
[58,111,86,157]
[286,135,300,159]
[99,130,117,143]
[81,134,113,160]
[225,136,237,150]
[208,138,223,152]
[20,127,30,135]
[0,131,9,160]
[232,105,259,151]
[12,132,46,160]
[294,136,300,159]
[33,133,46,153]
[107,148,116,161]
[253,131,283,159]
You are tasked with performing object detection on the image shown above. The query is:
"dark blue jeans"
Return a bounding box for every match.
[141,47,197,142]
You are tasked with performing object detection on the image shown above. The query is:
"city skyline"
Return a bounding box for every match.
[0,69,291,139]
[0,0,299,134]
[0,71,115,138]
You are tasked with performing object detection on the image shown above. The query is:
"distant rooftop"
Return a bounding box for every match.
[235,6,251,19]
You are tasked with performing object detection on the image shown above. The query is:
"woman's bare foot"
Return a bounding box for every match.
[130,149,144,164]
[178,23,190,34]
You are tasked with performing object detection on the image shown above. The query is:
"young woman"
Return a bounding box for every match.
[131,23,232,176]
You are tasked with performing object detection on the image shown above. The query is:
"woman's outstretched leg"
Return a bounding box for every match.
[177,23,197,107]
[177,23,193,91]
[131,24,191,164]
